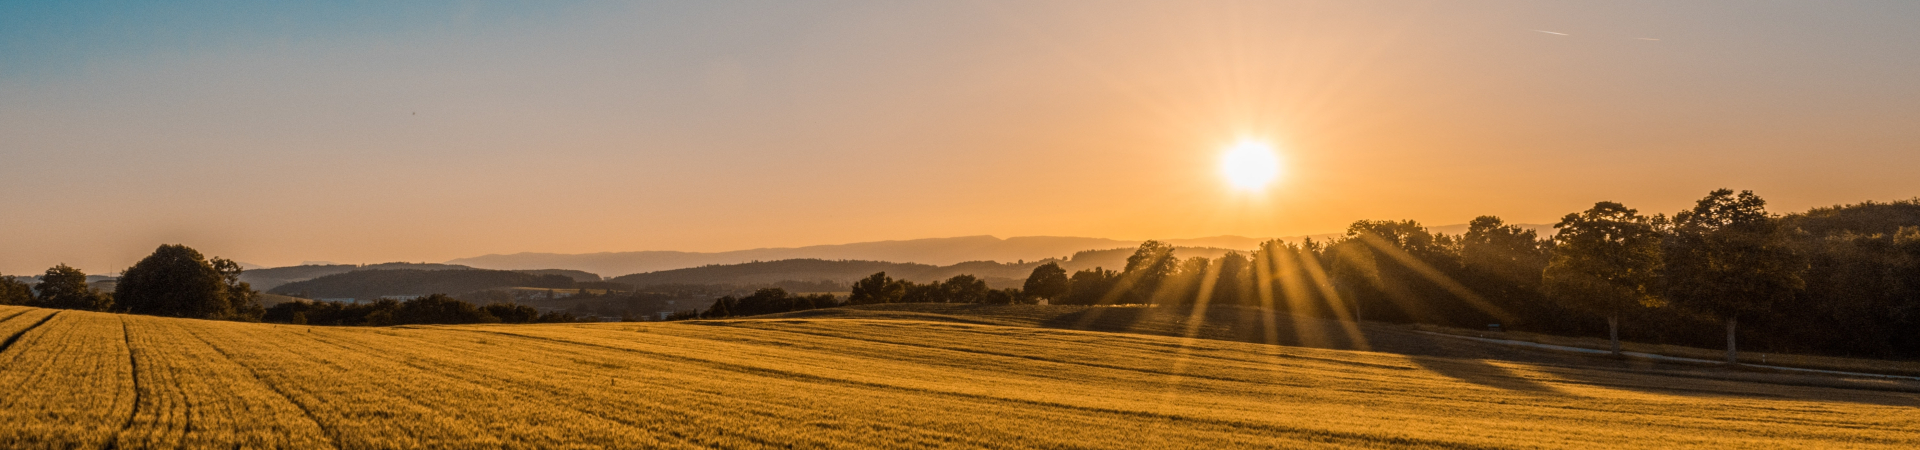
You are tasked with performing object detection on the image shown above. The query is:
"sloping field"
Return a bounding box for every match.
[2,305,1917,449]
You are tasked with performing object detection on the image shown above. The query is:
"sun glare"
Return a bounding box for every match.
[1220,140,1281,191]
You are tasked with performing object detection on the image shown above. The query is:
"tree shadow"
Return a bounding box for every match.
[1411,355,1568,394]
[1040,306,1154,335]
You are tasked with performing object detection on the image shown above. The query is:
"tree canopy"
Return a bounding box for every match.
[33,264,112,311]
[116,244,259,320]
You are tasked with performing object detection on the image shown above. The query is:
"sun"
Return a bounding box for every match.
[1220,140,1281,190]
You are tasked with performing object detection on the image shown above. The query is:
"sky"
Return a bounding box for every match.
[4,1,1920,274]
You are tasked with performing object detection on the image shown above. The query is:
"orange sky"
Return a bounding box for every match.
[5,1,1920,274]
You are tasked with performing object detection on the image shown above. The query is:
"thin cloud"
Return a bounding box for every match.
[1637,38,1660,41]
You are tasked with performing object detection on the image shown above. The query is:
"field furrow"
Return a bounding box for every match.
[2,307,1917,449]
[0,311,138,448]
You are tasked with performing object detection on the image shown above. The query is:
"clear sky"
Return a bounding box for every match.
[5,1,1920,274]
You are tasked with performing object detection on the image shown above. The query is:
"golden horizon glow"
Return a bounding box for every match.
[1220,140,1281,191]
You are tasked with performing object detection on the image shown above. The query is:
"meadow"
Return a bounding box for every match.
[2,304,1917,449]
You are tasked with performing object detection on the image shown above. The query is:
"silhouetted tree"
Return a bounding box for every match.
[1171,256,1211,305]
[33,264,112,311]
[0,276,31,306]
[1252,238,1333,316]
[1461,216,1553,326]
[1210,251,1252,307]
[936,275,987,303]
[484,303,541,323]
[1059,267,1117,305]
[1543,202,1665,355]
[1665,189,1804,363]
[117,245,246,319]
[1121,241,1179,304]
[849,272,905,305]
[396,294,499,324]
[212,258,264,321]
[1021,263,1069,304]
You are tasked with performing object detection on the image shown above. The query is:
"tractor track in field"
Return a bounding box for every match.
[181,325,340,450]
[0,311,59,356]
[0,308,35,327]
[462,326,1506,450]
[105,318,141,450]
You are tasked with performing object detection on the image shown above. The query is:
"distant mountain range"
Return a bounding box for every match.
[449,225,1552,278]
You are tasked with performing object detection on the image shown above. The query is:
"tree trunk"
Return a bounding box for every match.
[1725,316,1738,364]
[1607,314,1620,355]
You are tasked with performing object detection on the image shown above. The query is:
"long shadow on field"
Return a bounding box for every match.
[1409,356,1564,394]
[1040,308,1153,337]
[766,304,1920,405]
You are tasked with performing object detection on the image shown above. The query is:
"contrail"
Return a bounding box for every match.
[1533,30,1568,36]
[1637,38,1660,41]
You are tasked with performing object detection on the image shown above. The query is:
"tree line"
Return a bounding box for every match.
[1,244,263,320]
[261,294,579,326]
[683,190,1920,362]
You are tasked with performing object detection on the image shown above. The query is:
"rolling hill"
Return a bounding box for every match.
[450,226,1553,278]
[239,263,600,291]
[605,246,1247,289]
[2,304,1915,448]
[266,269,576,299]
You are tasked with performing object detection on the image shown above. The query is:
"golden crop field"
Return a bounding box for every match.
[2,304,1917,449]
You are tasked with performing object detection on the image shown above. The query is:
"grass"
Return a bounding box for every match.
[2,304,1918,449]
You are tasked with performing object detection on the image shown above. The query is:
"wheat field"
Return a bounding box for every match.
[1,304,1916,449]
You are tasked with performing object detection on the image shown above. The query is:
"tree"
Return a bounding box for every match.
[1209,251,1251,307]
[33,264,112,311]
[484,303,541,323]
[396,294,499,324]
[1665,189,1804,364]
[1021,263,1069,304]
[116,244,241,319]
[940,275,989,304]
[1171,256,1211,305]
[1121,240,1179,304]
[1460,216,1553,325]
[1542,202,1665,355]
[212,258,265,321]
[1330,220,1482,325]
[848,272,905,305]
[1060,268,1117,305]
[0,276,31,306]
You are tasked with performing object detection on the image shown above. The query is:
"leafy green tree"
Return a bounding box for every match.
[33,264,113,311]
[0,276,32,306]
[1021,263,1069,303]
[1542,202,1665,355]
[117,244,252,319]
[1121,240,1179,304]
[849,272,905,305]
[1665,189,1804,364]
